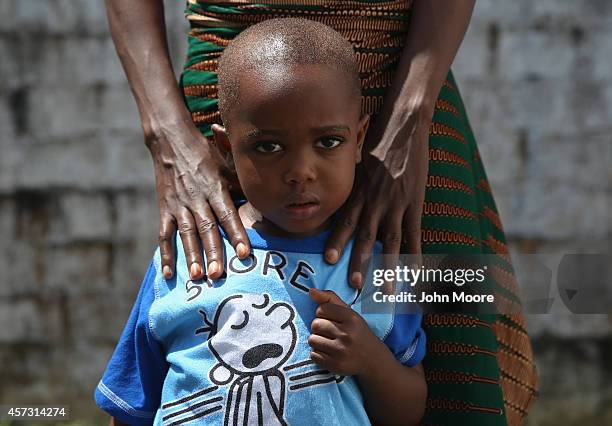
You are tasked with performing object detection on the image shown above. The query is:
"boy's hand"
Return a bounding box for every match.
[307,288,385,377]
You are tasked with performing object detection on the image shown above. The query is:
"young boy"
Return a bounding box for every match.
[95,18,426,426]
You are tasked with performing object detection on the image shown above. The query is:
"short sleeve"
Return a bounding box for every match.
[94,261,168,425]
[383,313,427,367]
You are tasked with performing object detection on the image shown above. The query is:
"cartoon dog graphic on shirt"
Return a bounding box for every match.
[196,293,297,426]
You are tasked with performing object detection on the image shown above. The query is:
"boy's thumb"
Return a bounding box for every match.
[309,288,348,307]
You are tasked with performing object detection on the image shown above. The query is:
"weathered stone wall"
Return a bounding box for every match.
[0,1,187,422]
[0,0,610,424]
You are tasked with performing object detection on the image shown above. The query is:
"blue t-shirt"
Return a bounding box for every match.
[95,228,426,425]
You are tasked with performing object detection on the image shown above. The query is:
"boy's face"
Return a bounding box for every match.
[213,64,369,238]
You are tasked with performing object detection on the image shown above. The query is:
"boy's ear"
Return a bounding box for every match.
[211,123,232,154]
[355,114,370,164]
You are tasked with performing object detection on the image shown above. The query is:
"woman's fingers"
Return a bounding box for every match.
[192,201,224,279]
[402,203,423,256]
[159,214,177,279]
[166,184,249,281]
[177,207,205,280]
[381,212,404,295]
[325,191,365,266]
[209,190,251,259]
[382,212,404,255]
[402,127,428,257]
[402,206,424,296]
[348,206,384,289]
[402,226,422,256]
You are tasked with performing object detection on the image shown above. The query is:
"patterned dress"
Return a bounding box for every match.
[179,1,539,424]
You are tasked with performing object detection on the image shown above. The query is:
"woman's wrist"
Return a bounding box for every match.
[143,112,207,160]
[390,96,435,133]
[366,95,433,176]
[393,65,439,124]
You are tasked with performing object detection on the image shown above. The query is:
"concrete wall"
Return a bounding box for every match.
[0,0,610,423]
[0,1,186,422]
[454,2,612,424]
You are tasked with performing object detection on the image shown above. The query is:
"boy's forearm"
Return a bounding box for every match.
[105,0,194,146]
[357,343,427,426]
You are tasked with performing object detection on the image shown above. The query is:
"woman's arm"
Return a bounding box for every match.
[105,0,250,280]
[370,0,477,163]
[325,0,476,285]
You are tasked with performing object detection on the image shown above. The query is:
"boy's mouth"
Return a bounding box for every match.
[283,196,321,220]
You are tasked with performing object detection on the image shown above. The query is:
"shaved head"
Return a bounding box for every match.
[217,18,361,127]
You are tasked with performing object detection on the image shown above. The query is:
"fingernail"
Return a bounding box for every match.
[162,266,173,279]
[208,261,219,276]
[236,242,248,258]
[325,249,339,263]
[350,272,362,287]
[190,263,202,279]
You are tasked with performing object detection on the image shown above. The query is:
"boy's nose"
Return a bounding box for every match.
[283,151,317,184]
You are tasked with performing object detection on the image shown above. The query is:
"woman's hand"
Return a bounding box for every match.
[148,122,250,281]
[105,0,252,281]
[324,0,476,289]
[325,105,431,288]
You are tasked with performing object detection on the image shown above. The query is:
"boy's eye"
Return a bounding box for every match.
[316,137,344,149]
[255,141,283,153]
